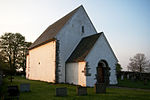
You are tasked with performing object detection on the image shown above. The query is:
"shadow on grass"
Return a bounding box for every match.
[2,76,150,100]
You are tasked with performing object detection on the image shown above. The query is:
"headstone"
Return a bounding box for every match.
[21,75,24,77]
[144,79,148,85]
[8,76,14,82]
[131,75,136,82]
[94,83,106,93]
[20,83,30,92]
[121,75,124,80]
[7,85,19,100]
[127,74,129,79]
[76,86,87,96]
[56,87,67,96]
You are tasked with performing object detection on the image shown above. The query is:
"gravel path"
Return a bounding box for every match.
[108,86,150,91]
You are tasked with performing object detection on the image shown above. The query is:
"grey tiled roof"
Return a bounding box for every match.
[67,33,102,62]
[29,6,81,50]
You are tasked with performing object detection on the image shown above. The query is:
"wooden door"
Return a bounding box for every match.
[97,66,104,83]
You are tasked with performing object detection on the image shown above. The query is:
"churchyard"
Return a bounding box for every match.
[118,79,150,89]
[0,76,150,100]
[117,71,150,89]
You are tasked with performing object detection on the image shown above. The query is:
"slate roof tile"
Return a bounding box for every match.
[67,33,102,62]
[29,6,81,50]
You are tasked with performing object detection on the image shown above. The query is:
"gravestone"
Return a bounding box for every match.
[21,75,24,77]
[7,85,20,100]
[56,87,67,96]
[121,75,124,80]
[94,83,106,93]
[131,75,136,82]
[144,78,148,85]
[76,86,87,96]
[127,74,130,79]
[20,83,30,92]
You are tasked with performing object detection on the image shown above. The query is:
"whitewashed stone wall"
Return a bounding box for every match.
[56,6,97,82]
[26,55,29,78]
[66,63,78,85]
[27,41,56,82]
[85,33,118,87]
[66,62,86,86]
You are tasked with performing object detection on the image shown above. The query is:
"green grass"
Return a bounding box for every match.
[2,76,150,100]
[118,79,150,89]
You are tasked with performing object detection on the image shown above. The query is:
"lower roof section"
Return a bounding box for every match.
[67,32,102,63]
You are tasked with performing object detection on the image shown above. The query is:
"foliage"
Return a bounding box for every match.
[2,76,150,100]
[0,52,10,73]
[127,53,150,73]
[0,33,32,74]
[116,63,122,72]
[0,33,24,73]
[17,42,32,74]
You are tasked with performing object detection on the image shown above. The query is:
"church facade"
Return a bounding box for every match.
[26,5,118,87]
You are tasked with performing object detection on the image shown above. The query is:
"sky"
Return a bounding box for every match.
[0,0,150,70]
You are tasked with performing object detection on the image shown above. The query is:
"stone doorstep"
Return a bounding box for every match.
[76,86,87,96]
[56,87,67,96]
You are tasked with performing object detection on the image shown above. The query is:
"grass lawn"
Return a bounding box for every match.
[1,76,150,100]
[118,79,150,89]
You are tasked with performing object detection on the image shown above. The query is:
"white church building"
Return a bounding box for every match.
[26,5,118,87]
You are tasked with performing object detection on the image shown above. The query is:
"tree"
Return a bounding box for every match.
[17,42,32,74]
[0,33,25,72]
[116,63,122,79]
[0,50,12,78]
[0,33,31,81]
[127,53,150,73]
[0,52,9,72]
[116,63,122,72]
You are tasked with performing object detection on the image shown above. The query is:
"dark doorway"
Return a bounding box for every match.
[96,60,110,85]
[97,63,104,83]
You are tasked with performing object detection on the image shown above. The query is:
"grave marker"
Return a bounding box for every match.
[56,87,67,96]
[7,85,20,100]
[127,74,130,79]
[20,83,30,92]
[76,86,87,96]
[94,83,106,93]
[121,75,124,80]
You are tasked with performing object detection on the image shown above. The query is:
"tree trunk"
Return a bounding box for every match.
[9,55,13,82]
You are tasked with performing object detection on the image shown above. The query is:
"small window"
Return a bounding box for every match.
[82,26,84,33]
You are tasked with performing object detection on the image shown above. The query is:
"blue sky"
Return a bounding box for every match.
[0,0,150,70]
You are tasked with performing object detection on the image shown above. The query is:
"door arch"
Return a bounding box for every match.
[96,60,110,85]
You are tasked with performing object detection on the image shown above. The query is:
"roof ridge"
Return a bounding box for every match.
[42,5,82,35]
[29,6,82,50]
